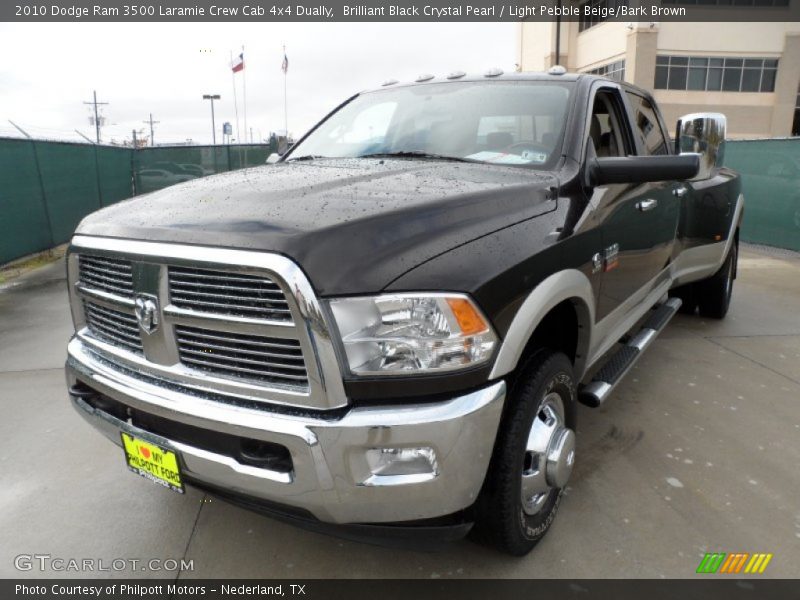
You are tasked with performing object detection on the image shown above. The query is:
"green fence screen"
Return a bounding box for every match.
[0,139,276,265]
[133,144,274,194]
[724,138,800,252]
[1,136,798,266]
[97,145,135,208]
[0,138,53,262]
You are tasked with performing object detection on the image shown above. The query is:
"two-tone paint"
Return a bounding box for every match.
[72,73,742,403]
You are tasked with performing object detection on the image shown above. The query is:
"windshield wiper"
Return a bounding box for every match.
[358,151,475,163]
[286,154,326,162]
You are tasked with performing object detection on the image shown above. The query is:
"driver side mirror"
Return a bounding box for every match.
[588,154,700,187]
[266,153,281,164]
[675,112,726,180]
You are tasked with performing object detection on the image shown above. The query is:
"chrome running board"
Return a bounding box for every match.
[579,297,682,408]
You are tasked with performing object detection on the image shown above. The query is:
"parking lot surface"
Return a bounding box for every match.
[1,244,798,579]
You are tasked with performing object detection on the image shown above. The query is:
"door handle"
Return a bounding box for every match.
[636,199,658,212]
[673,185,688,198]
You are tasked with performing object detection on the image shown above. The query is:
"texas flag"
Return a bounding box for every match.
[231,52,244,73]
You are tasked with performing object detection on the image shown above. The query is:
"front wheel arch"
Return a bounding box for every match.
[489,270,595,382]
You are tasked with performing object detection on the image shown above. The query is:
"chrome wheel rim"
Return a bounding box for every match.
[521,392,575,516]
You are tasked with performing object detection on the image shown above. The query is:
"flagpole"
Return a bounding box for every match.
[283,44,288,139]
[242,45,248,143]
[230,50,240,142]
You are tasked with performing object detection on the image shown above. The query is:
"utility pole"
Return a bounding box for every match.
[202,94,220,144]
[132,129,138,148]
[143,113,159,146]
[83,90,108,143]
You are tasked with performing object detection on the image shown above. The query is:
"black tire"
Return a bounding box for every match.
[697,240,738,319]
[471,350,577,556]
[669,283,698,315]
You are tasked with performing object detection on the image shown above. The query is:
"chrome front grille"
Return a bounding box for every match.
[84,301,143,354]
[78,255,134,298]
[68,237,348,410]
[175,325,308,387]
[168,266,292,321]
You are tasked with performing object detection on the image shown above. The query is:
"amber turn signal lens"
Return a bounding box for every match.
[446,297,489,335]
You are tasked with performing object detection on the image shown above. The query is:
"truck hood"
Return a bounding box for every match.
[76,158,558,295]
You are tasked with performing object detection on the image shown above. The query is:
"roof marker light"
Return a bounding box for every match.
[415,74,435,82]
[381,79,399,87]
[548,65,567,75]
[447,71,466,80]
[484,67,504,77]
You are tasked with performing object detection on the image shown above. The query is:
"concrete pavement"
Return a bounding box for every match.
[1,245,798,579]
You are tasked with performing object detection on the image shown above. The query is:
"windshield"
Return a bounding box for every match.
[288,81,572,168]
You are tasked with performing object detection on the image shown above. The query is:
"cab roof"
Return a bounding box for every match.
[362,70,589,93]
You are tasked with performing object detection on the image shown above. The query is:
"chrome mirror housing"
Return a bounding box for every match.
[675,112,726,180]
[266,152,281,165]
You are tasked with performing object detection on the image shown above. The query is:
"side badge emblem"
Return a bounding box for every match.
[604,243,620,272]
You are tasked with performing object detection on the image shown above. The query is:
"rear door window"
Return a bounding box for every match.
[625,92,670,156]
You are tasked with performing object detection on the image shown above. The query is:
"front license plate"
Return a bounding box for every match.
[121,432,184,494]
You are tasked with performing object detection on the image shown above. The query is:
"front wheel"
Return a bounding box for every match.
[472,350,577,555]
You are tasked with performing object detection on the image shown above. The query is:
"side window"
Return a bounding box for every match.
[625,92,669,156]
[589,90,629,158]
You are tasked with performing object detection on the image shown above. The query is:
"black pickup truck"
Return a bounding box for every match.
[65,70,742,555]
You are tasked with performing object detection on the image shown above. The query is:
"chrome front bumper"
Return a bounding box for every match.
[66,337,505,525]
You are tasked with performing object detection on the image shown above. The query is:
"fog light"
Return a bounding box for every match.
[364,447,438,485]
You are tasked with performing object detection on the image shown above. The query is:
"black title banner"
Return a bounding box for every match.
[4,579,800,600]
[4,0,800,21]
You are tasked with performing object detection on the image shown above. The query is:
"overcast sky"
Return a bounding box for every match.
[0,23,517,145]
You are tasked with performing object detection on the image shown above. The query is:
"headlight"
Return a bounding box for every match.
[328,293,498,376]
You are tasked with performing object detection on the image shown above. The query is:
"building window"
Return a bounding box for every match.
[793,83,800,137]
[579,0,629,32]
[586,60,626,82]
[661,0,788,6]
[655,56,778,92]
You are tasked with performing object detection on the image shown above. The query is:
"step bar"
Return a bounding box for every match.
[579,297,682,408]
